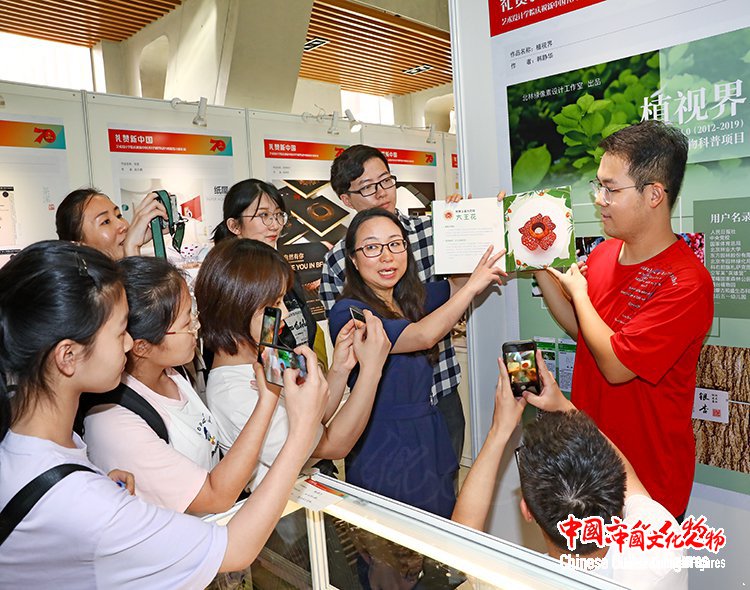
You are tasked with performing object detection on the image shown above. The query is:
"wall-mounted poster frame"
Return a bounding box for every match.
[85,92,250,253]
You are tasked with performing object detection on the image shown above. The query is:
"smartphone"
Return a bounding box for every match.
[261,307,281,345]
[258,343,308,387]
[349,305,366,327]
[502,340,540,397]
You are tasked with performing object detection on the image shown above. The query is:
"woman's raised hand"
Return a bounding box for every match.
[283,346,330,442]
[123,192,169,256]
[464,245,507,296]
[330,319,357,373]
[352,310,390,372]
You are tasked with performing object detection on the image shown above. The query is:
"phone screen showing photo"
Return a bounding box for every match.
[261,308,280,346]
[504,348,540,396]
[258,344,308,387]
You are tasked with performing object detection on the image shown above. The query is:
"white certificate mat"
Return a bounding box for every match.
[433,197,505,275]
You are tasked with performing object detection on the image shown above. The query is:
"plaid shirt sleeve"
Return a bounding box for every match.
[319,240,347,315]
[400,213,435,283]
[399,211,461,403]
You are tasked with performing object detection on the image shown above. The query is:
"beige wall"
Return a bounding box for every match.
[97,0,237,102]
[291,78,343,115]
[392,82,453,128]
[223,0,313,111]
[96,0,450,122]
[357,0,449,31]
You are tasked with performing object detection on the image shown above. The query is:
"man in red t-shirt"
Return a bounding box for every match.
[535,120,714,520]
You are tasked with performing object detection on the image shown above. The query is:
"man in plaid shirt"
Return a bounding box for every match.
[319,144,465,464]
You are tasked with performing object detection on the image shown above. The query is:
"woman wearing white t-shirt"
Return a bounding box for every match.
[195,238,391,490]
[83,256,278,514]
[0,240,329,588]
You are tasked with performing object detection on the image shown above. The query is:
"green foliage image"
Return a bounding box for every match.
[507,52,660,193]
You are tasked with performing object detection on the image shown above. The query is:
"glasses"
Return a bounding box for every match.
[348,175,398,198]
[355,239,408,258]
[240,211,289,227]
[589,179,665,205]
[166,311,200,337]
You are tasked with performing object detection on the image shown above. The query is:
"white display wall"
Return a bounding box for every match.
[0,85,458,261]
[0,81,90,260]
[86,93,250,249]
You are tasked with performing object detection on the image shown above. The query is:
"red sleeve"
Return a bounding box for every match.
[611,273,712,384]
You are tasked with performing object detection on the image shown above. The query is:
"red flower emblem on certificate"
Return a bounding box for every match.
[519,213,557,251]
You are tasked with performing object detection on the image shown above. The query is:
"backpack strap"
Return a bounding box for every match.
[77,383,169,444]
[0,463,95,546]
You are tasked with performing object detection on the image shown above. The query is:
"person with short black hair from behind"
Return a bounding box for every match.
[320,145,467,466]
[534,120,714,521]
[56,187,167,260]
[452,352,687,590]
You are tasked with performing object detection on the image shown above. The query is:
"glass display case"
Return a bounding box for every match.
[206,474,625,590]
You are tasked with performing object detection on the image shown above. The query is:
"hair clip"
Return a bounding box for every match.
[75,252,90,277]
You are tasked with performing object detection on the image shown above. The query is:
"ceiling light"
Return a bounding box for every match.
[345,109,362,133]
[304,37,329,51]
[402,64,433,76]
[426,124,436,144]
[170,96,208,127]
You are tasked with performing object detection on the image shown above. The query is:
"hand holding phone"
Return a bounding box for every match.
[349,305,366,328]
[258,343,308,387]
[502,340,540,397]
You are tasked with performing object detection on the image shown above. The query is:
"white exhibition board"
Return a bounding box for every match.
[86,93,250,249]
[0,81,90,256]
[450,0,750,580]
[247,110,360,322]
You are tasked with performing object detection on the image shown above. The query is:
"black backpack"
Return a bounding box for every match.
[76,382,169,443]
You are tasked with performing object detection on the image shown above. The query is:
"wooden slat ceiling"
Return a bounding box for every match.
[0,0,182,47]
[300,0,453,96]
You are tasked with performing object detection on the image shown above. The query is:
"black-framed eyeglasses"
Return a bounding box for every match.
[348,175,398,198]
[354,239,408,258]
[240,211,289,227]
[589,179,666,205]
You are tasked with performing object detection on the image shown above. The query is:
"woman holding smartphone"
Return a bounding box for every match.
[212,179,325,363]
[0,240,329,588]
[195,238,390,490]
[328,209,506,518]
[81,256,314,515]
